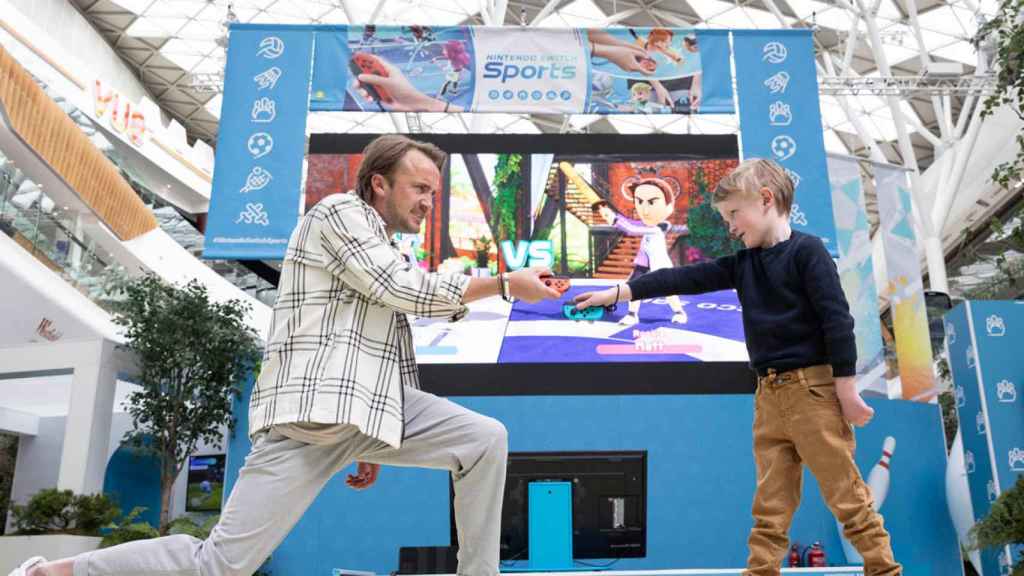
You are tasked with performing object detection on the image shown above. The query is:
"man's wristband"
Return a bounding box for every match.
[499,272,513,302]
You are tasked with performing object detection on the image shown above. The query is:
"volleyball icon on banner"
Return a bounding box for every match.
[770,135,797,161]
[761,41,788,64]
[257,36,285,59]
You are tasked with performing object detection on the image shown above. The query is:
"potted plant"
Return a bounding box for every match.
[472,236,492,273]
[0,489,118,570]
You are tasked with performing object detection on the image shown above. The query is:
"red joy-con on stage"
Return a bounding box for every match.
[542,275,571,295]
[350,52,394,103]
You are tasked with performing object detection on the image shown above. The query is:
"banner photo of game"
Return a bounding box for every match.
[305,139,747,365]
[307,25,733,115]
[732,30,838,254]
[204,25,314,260]
[827,155,887,396]
[586,28,731,114]
[875,164,936,401]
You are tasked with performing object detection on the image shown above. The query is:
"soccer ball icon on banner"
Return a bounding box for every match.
[770,135,796,161]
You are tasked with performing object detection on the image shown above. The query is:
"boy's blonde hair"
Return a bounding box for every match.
[712,158,794,215]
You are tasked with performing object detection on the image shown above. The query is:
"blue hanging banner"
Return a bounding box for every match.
[732,30,837,253]
[306,26,734,115]
[203,25,314,260]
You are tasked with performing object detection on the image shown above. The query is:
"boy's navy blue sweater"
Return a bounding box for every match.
[627,230,857,377]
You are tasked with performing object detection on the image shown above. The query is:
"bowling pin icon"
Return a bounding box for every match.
[838,436,896,564]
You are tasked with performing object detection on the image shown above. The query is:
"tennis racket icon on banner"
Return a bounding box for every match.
[240,166,272,194]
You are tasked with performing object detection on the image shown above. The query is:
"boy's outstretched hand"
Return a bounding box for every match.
[573,284,630,310]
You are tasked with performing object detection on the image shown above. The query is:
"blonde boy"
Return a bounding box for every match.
[574,158,901,576]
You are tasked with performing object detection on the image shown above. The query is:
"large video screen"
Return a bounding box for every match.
[308,134,754,394]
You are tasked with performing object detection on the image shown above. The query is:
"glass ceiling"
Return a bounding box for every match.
[100,0,999,154]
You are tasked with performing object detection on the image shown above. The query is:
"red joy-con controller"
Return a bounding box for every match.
[543,275,571,295]
[350,52,394,103]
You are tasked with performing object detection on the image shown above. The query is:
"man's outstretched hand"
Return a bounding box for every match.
[346,462,380,490]
[509,267,563,303]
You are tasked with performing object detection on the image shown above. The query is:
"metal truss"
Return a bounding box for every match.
[819,74,998,96]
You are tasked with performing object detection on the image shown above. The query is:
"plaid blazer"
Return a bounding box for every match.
[250,193,470,447]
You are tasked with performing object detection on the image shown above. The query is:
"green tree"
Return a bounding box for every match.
[685,167,743,259]
[0,433,17,535]
[492,153,521,242]
[975,0,1024,191]
[113,275,261,533]
[969,475,1024,575]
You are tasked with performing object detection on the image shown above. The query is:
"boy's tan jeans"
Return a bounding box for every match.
[743,365,901,576]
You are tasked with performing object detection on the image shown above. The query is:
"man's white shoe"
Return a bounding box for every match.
[7,557,45,576]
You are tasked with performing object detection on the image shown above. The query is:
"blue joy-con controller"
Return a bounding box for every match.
[563,303,606,321]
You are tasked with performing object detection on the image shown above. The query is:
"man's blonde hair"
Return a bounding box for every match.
[712,158,794,215]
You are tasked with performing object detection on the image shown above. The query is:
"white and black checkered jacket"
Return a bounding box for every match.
[250,193,470,447]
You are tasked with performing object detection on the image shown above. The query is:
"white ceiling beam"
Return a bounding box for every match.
[368,0,388,24]
[389,112,409,133]
[650,9,692,27]
[904,0,952,141]
[857,0,949,290]
[763,0,881,160]
[479,0,494,25]
[494,0,509,25]
[901,102,944,147]
[824,57,889,162]
[530,0,564,25]
[338,0,357,24]
[599,7,645,27]
[959,0,980,13]
[841,18,860,73]
[942,93,954,137]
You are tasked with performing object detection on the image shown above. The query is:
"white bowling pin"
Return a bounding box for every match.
[947,429,983,574]
[866,436,895,510]
[838,436,896,564]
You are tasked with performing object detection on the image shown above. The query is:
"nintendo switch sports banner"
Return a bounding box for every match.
[308,25,732,115]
